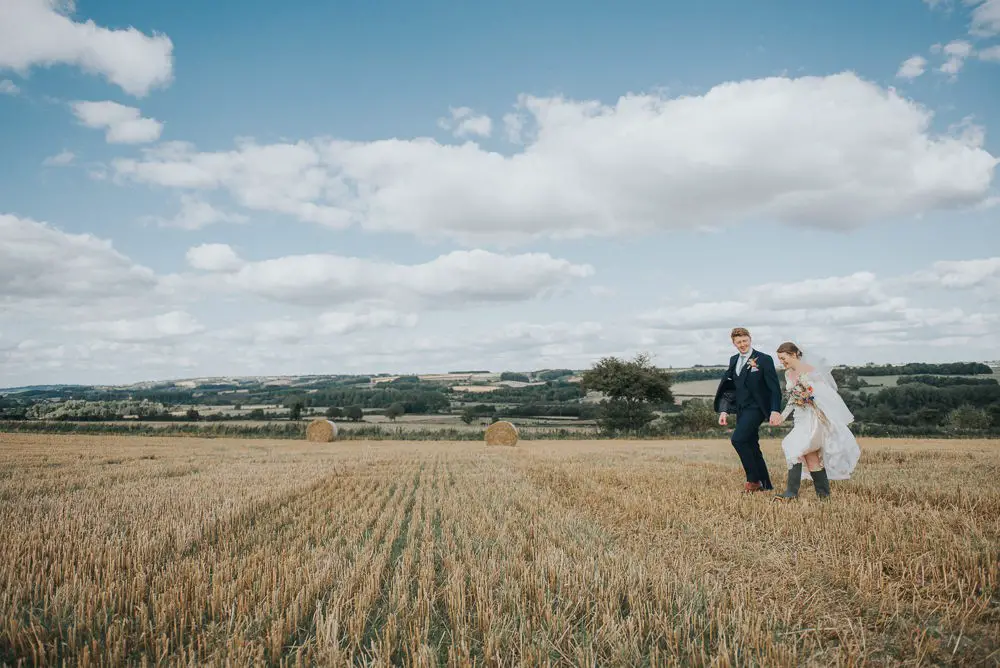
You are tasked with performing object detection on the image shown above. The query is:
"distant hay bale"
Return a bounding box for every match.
[305,419,338,442]
[484,420,518,446]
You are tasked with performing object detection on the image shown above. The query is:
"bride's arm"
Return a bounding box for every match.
[779,371,795,420]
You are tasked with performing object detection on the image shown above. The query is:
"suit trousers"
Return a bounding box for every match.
[731,407,773,489]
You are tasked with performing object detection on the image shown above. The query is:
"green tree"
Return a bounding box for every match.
[580,353,673,435]
[346,405,364,422]
[288,400,304,421]
[677,399,718,431]
[500,372,531,383]
[386,403,405,421]
[946,405,992,430]
[248,408,265,420]
[325,406,344,419]
[185,408,201,421]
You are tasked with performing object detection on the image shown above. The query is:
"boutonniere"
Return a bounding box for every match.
[747,357,760,372]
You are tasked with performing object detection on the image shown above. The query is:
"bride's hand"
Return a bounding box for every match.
[769,411,782,426]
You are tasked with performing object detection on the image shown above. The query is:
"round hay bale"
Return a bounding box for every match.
[306,419,338,442]
[484,420,518,446]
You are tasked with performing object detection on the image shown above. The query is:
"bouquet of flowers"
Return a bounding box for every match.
[788,379,816,408]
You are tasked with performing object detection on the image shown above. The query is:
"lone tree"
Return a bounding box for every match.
[385,403,405,421]
[580,352,673,435]
[345,405,364,422]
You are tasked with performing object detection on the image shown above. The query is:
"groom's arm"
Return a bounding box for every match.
[762,355,782,418]
[715,358,736,425]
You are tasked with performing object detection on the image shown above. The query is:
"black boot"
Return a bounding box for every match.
[774,463,802,500]
[812,467,831,499]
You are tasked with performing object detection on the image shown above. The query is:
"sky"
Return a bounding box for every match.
[0,0,998,387]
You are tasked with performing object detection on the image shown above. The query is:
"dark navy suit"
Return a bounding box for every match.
[713,349,782,490]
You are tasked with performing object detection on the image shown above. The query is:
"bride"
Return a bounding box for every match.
[773,342,861,500]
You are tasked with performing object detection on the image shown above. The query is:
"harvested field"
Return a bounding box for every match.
[0,434,997,665]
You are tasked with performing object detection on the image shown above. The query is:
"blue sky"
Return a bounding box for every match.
[1,0,998,386]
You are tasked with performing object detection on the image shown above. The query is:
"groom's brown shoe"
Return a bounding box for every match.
[743,481,762,493]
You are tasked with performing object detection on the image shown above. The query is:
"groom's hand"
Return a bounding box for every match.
[768,411,781,426]
[718,412,728,426]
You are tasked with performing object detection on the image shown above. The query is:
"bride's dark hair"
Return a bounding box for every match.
[776,342,803,358]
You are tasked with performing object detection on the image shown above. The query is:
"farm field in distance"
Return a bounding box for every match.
[1,434,997,665]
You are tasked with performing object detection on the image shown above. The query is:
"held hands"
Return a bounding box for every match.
[718,412,728,427]
[769,411,783,426]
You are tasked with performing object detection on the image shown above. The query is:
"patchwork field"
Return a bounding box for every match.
[0,434,997,666]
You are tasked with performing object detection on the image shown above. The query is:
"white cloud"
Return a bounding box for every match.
[589,285,617,298]
[897,55,928,79]
[0,213,156,305]
[438,106,493,138]
[182,245,594,307]
[71,100,163,144]
[42,150,75,166]
[502,112,526,144]
[214,309,419,345]
[979,44,1000,61]
[969,0,1000,36]
[0,0,173,97]
[114,140,349,226]
[316,309,419,335]
[149,194,247,230]
[185,243,245,273]
[908,256,1000,288]
[71,311,203,342]
[635,257,1000,367]
[112,72,998,245]
[0,78,19,95]
[937,40,975,75]
[745,272,885,310]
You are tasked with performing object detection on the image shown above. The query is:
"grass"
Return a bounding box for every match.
[0,434,997,665]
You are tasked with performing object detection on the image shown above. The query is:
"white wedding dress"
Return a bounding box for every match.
[780,362,861,481]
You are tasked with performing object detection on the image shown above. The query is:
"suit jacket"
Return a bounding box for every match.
[713,349,782,416]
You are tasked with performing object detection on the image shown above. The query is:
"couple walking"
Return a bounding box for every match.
[713,327,860,499]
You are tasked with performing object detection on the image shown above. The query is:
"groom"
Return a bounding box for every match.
[713,327,782,492]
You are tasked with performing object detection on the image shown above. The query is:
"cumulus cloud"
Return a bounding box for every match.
[316,309,419,335]
[42,150,75,166]
[0,213,156,305]
[149,195,247,230]
[0,0,173,97]
[213,309,419,346]
[969,0,1000,35]
[907,256,1000,289]
[71,100,163,143]
[185,243,245,273]
[896,55,928,79]
[935,40,975,75]
[71,311,203,342]
[637,258,1000,365]
[115,140,350,227]
[438,106,493,138]
[979,44,1000,61]
[112,72,997,245]
[0,79,19,95]
[182,245,594,307]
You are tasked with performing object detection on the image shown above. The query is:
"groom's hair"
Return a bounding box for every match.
[730,327,750,339]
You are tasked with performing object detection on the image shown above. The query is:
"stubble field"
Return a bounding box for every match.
[0,434,997,666]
